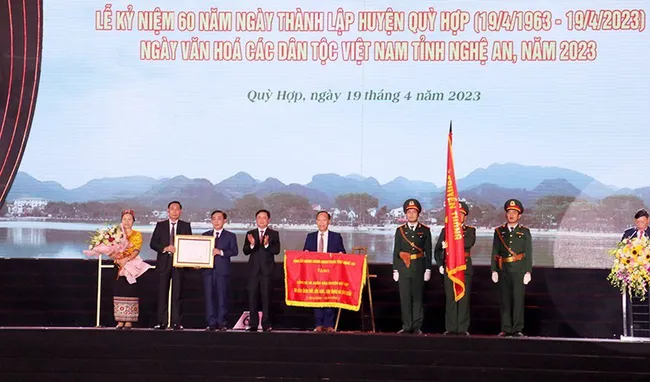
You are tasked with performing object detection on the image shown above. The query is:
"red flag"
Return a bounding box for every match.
[444,122,467,301]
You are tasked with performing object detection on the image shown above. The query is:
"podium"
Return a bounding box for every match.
[334,247,376,333]
[621,287,650,341]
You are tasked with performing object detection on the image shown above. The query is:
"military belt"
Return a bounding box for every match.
[399,251,424,268]
[495,253,525,270]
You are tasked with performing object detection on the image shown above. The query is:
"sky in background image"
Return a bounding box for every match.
[17,0,650,189]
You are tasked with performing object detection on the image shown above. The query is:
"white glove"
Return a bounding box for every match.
[438,266,444,275]
[441,240,448,249]
[491,271,499,283]
[393,270,399,282]
[523,272,531,285]
[424,269,431,282]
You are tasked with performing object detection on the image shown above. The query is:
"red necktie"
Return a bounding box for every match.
[259,230,264,243]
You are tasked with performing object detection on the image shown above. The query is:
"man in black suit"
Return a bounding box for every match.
[242,209,281,332]
[150,201,192,330]
[622,209,650,240]
[202,210,238,331]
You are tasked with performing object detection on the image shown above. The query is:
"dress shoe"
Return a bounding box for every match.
[497,331,508,337]
[512,332,525,337]
[171,324,184,331]
[442,331,452,335]
[246,326,258,332]
[412,329,423,336]
[218,326,228,332]
[262,326,273,332]
[115,324,124,330]
[325,327,335,333]
[313,326,325,333]
[153,324,167,330]
[206,326,217,332]
[397,329,410,335]
[123,323,132,330]
[460,332,470,336]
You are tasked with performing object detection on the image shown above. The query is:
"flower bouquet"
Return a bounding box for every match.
[83,224,151,284]
[83,224,130,259]
[607,236,650,300]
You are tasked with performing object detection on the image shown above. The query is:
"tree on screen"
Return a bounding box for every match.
[263,193,313,223]
[599,195,646,231]
[228,194,265,221]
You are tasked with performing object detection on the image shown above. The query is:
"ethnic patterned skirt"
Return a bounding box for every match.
[114,273,139,322]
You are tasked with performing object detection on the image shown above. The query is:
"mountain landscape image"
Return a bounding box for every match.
[4,163,639,209]
[3,162,647,235]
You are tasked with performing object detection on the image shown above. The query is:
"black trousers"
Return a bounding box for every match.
[157,254,186,326]
[248,274,272,328]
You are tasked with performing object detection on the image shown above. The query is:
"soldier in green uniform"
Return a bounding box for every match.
[392,199,433,335]
[491,199,533,337]
[434,201,476,336]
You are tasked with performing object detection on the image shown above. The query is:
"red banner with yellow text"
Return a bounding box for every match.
[284,250,367,311]
[445,123,467,302]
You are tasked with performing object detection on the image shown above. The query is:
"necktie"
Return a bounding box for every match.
[170,222,176,245]
[215,231,220,245]
[509,227,514,233]
[259,230,265,243]
[318,233,325,253]
[639,230,644,238]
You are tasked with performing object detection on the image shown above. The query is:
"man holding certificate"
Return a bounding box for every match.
[303,211,346,333]
[202,210,238,331]
[150,201,192,330]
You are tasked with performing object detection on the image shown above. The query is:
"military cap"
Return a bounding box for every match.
[504,199,524,214]
[403,199,422,213]
[459,201,469,216]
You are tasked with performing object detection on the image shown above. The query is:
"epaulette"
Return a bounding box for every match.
[519,225,529,230]
[465,225,475,229]
[419,223,430,229]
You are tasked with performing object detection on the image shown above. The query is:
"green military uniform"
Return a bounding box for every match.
[491,199,533,336]
[434,201,476,334]
[393,199,433,334]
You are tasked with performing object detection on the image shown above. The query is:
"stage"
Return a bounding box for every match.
[1,327,649,381]
[1,259,647,380]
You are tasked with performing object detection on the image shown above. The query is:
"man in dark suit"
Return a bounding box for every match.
[622,209,650,240]
[303,210,346,333]
[202,210,238,331]
[150,201,192,330]
[242,209,281,332]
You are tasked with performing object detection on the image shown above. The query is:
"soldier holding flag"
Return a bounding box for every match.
[392,198,433,335]
[434,201,476,335]
[491,199,533,337]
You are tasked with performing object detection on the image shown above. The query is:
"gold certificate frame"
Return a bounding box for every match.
[173,235,215,268]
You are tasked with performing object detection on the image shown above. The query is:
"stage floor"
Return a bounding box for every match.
[1,327,649,382]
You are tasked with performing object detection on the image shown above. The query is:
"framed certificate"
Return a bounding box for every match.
[173,235,215,268]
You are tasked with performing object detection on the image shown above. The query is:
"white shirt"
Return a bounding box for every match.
[169,219,178,237]
[214,229,223,255]
[317,230,329,252]
[250,228,269,249]
[507,223,518,232]
[638,229,646,238]
[408,223,418,231]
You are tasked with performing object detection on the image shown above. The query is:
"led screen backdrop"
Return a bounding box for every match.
[1,0,649,268]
